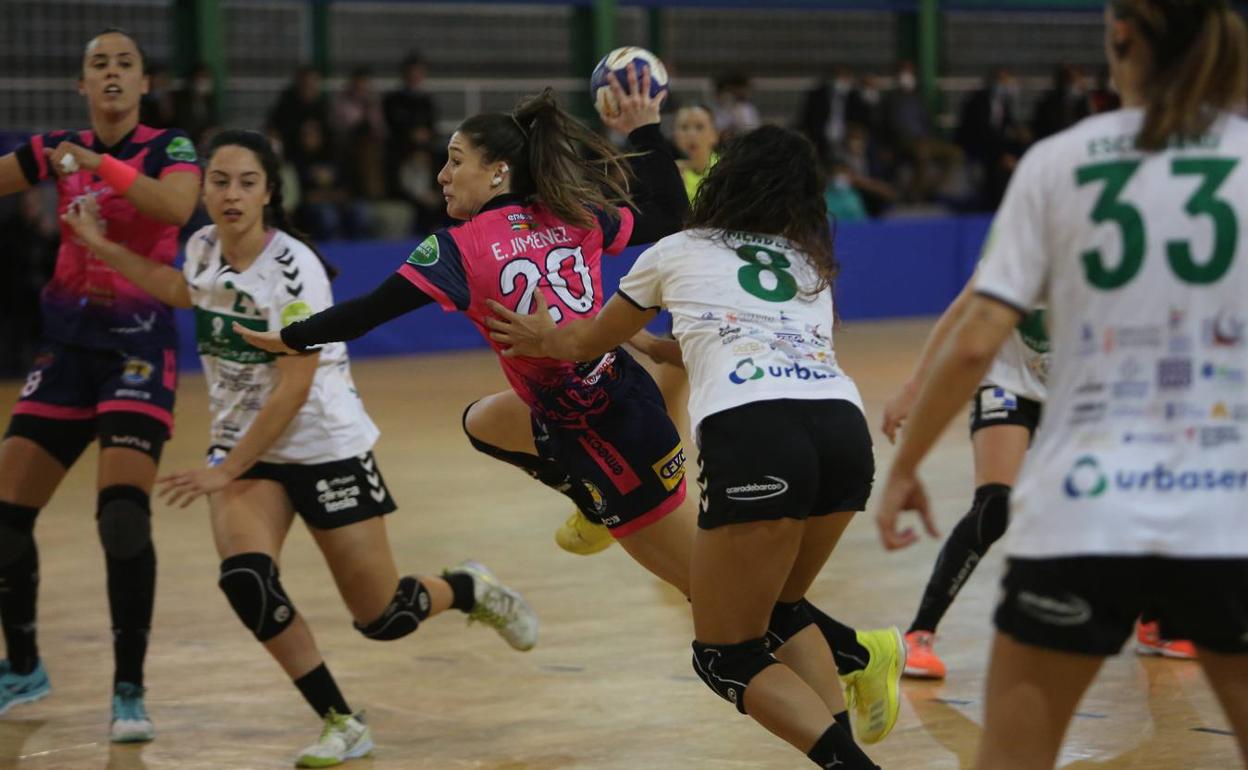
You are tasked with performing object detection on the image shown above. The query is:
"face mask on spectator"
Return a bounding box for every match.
[898,72,916,91]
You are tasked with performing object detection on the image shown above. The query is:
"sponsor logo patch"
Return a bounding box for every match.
[121,358,154,385]
[166,136,198,162]
[406,235,440,267]
[652,444,686,492]
[725,476,789,502]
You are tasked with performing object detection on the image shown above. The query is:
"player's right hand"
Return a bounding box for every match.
[881,381,919,444]
[598,66,666,135]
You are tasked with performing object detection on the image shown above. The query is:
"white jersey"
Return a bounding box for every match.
[983,307,1049,403]
[618,229,863,435]
[183,226,379,464]
[975,108,1248,558]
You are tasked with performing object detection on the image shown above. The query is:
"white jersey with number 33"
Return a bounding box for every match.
[975,108,1248,559]
[619,229,863,436]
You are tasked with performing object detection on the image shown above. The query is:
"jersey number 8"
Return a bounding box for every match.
[500,246,596,323]
[1077,157,1240,290]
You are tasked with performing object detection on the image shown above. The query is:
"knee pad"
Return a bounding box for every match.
[691,637,779,714]
[354,575,431,640]
[969,483,1011,552]
[0,502,38,568]
[97,485,152,560]
[218,552,295,642]
[766,599,815,649]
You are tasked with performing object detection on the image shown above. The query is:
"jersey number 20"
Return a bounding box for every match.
[1077,158,1240,289]
[500,246,595,323]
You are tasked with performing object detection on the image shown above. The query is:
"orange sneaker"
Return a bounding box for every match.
[1135,620,1197,660]
[903,631,947,679]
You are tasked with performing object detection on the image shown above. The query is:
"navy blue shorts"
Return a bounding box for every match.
[5,341,176,466]
[531,350,686,537]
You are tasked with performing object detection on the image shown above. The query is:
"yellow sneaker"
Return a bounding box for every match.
[554,508,614,555]
[839,627,905,744]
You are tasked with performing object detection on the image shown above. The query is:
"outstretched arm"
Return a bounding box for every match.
[42,141,199,225]
[236,273,434,355]
[62,197,192,308]
[485,291,656,362]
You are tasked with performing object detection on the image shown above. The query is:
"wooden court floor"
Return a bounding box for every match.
[0,318,1238,770]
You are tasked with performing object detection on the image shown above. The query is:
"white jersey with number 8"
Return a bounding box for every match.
[618,229,863,436]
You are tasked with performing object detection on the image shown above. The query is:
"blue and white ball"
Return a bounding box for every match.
[590,46,669,117]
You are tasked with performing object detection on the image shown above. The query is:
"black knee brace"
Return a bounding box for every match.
[97,485,152,560]
[691,637,779,714]
[0,502,38,568]
[967,483,1011,553]
[766,599,816,649]
[218,553,295,642]
[354,575,432,640]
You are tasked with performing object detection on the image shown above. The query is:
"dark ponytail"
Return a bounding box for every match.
[1111,0,1248,151]
[205,129,339,280]
[457,88,634,229]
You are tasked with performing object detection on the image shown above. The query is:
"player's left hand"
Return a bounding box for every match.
[44,141,102,176]
[159,467,234,509]
[599,65,666,135]
[875,469,939,551]
[234,323,298,355]
[484,293,557,358]
[61,196,107,247]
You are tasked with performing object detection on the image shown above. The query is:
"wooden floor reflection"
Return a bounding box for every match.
[0,319,1238,769]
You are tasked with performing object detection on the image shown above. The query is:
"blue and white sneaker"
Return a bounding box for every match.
[0,659,51,716]
[110,682,155,743]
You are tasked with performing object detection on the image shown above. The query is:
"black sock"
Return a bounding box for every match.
[807,723,878,769]
[806,604,870,675]
[834,709,852,738]
[445,572,476,613]
[908,483,1010,634]
[107,542,156,686]
[462,411,601,516]
[0,502,40,675]
[293,663,352,718]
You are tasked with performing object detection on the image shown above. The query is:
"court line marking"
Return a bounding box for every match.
[20,742,99,759]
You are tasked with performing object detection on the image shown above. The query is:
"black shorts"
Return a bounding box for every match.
[5,342,176,466]
[532,353,687,537]
[211,447,398,530]
[995,556,1248,656]
[696,398,874,530]
[969,384,1042,437]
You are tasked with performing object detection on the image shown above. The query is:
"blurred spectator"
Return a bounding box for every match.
[1032,64,1092,140]
[269,66,333,164]
[847,73,887,138]
[0,188,57,375]
[883,60,962,202]
[956,67,1030,210]
[823,154,869,224]
[333,66,386,140]
[174,63,221,147]
[712,72,760,140]
[384,51,438,196]
[1089,67,1122,114]
[266,127,302,218]
[672,104,719,202]
[140,64,177,129]
[798,64,857,162]
[397,142,447,236]
[292,119,366,241]
[842,124,898,217]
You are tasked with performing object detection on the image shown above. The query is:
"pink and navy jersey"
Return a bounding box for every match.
[15,124,200,351]
[398,194,634,421]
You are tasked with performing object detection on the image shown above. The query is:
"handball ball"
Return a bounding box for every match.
[591,46,668,117]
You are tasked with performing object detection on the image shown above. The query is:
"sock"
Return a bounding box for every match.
[0,502,40,675]
[107,542,155,686]
[834,709,852,737]
[806,604,870,675]
[908,483,1010,634]
[293,663,352,718]
[445,572,476,613]
[807,723,879,769]
[462,411,601,516]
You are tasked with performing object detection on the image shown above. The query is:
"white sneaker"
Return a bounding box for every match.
[110,682,155,743]
[295,710,373,768]
[445,560,539,651]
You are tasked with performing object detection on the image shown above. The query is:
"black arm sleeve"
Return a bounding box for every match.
[280,273,434,352]
[623,123,688,246]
